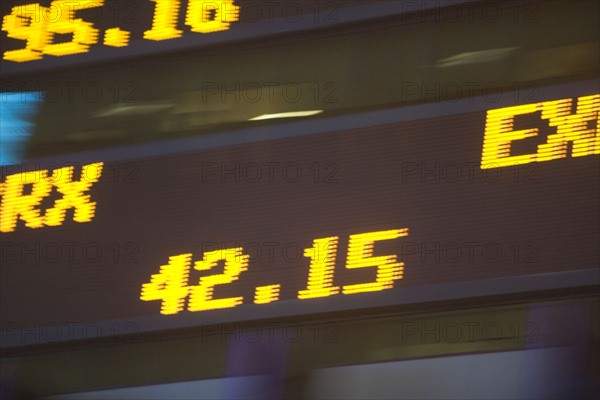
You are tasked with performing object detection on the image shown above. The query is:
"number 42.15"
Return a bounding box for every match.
[140,228,409,315]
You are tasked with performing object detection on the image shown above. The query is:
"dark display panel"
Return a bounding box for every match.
[1,87,598,347]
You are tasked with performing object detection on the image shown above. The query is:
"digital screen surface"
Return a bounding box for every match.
[1,86,598,347]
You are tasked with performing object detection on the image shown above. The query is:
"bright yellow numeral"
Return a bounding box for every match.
[141,254,192,315]
[254,284,281,304]
[186,0,240,33]
[43,0,103,57]
[188,248,249,311]
[298,237,340,299]
[144,0,183,41]
[2,3,49,62]
[342,229,408,295]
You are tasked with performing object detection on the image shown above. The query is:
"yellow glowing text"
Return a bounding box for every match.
[342,229,408,294]
[104,28,131,47]
[481,94,600,168]
[144,0,183,41]
[186,0,240,33]
[188,248,249,312]
[0,163,104,233]
[254,284,281,304]
[2,0,240,62]
[1,3,49,62]
[43,1,103,57]
[140,254,192,315]
[142,228,409,315]
[1,1,104,62]
[298,236,340,299]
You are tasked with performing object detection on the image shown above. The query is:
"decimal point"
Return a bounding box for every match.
[254,284,281,304]
[104,28,131,47]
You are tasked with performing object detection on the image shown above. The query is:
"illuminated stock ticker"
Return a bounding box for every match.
[2,0,240,62]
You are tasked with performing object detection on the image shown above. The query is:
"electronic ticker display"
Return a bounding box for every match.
[1,88,598,347]
[0,0,376,75]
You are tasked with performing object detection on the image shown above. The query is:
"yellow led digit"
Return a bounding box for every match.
[44,162,104,226]
[342,228,408,295]
[43,0,103,57]
[2,3,50,62]
[0,163,103,232]
[188,248,249,311]
[141,254,192,315]
[481,103,539,168]
[186,0,240,33]
[298,237,340,299]
[144,0,183,41]
[537,94,600,161]
[0,169,53,232]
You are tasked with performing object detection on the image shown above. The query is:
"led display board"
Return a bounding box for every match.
[0,86,598,348]
[0,0,389,75]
